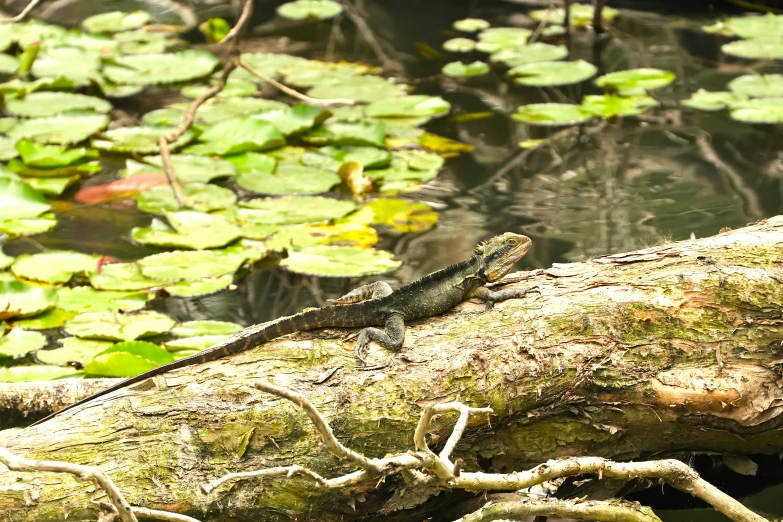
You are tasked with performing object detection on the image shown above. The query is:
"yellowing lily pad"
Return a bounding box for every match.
[281,245,400,277]
[513,103,592,126]
[65,311,176,341]
[343,198,438,234]
[0,280,57,320]
[0,328,47,358]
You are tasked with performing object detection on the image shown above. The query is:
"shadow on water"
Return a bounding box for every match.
[10,0,783,518]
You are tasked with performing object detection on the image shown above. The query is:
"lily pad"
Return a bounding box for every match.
[0,214,57,237]
[114,29,173,54]
[730,98,783,123]
[15,308,75,330]
[127,155,238,183]
[0,365,82,382]
[281,245,400,277]
[308,75,407,103]
[103,50,220,86]
[277,0,343,20]
[594,68,675,93]
[0,280,57,320]
[164,275,235,297]
[92,126,197,154]
[366,95,450,118]
[530,4,620,26]
[279,60,369,88]
[31,47,101,85]
[224,152,277,173]
[239,196,356,224]
[8,113,109,145]
[0,328,46,358]
[476,27,532,52]
[443,38,476,53]
[236,165,341,195]
[83,341,174,377]
[723,13,783,40]
[57,287,147,313]
[0,20,66,49]
[181,78,257,99]
[25,176,80,196]
[580,94,658,118]
[343,198,438,234]
[393,150,445,171]
[173,97,289,125]
[303,146,391,170]
[37,338,114,366]
[442,61,490,77]
[681,89,745,111]
[89,262,167,291]
[510,60,597,86]
[135,183,237,214]
[187,117,285,156]
[137,249,245,281]
[492,43,569,66]
[722,39,783,60]
[171,320,243,338]
[239,53,309,80]
[513,103,592,126]
[132,211,242,250]
[11,250,100,284]
[251,104,330,135]
[164,335,228,351]
[65,310,176,341]
[82,10,150,33]
[453,18,490,32]
[0,54,19,74]
[303,119,386,148]
[0,177,50,220]
[0,137,19,161]
[0,248,12,269]
[14,139,99,168]
[5,92,112,118]
[728,74,783,98]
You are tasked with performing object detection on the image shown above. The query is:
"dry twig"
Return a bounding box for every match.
[0,0,43,23]
[457,497,660,522]
[239,59,355,107]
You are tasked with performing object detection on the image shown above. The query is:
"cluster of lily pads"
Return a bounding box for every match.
[704,12,783,60]
[0,8,467,380]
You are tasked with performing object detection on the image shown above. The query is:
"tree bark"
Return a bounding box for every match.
[2,217,783,521]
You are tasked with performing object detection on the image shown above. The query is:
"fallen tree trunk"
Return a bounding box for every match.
[2,217,783,521]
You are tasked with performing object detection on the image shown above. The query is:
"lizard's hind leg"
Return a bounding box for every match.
[355,313,404,365]
[325,281,393,306]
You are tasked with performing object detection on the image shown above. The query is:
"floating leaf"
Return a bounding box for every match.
[366,95,449,118]
[224,152,277,174]
[0,214,57,237]
[132,211,242,250]
[343,198,438,234]
[492,43,568,66]
[5,92,112,118]
[164,275,234,297]
[31,47,101,85]
[83,341,174,377]
[307,75,407,103]
[15,308,75,330]
[510,60,597,86]
[0,365,82,382]
[0,248,12,269]
[8,113,109,145]
[728,74,783,98]
[442,61,489,77]
[65,311,176,341]
[443,38,476,52]
[103,50,220,85]
[75,173,167,204]
[303,146,391,170]
[513,103,592,126]
[418,133,474,157]
[453,18,490,32]
[238,196,356,224]
[24,176,78,196]
[181,78,257,99]
[722,39,783,60]
[279,60,369,88]
[92,126,197,154]
[127,155,238,183]
[114,29,173,54]
[0,54,19,74]
[15,139,99,168]
[171,320,243,338]
[239,53,309,80]
[37,338,113,366]
[57,287,147,313]
[0,177,50,220]
[281,246,400,277]
[164,335,228,351]
[580,94,658,118]
[681,89,745,111]
[723,13,783,40]
[303,119,386,148]
[476,27,532,52]
[277,0,343,20]
[251,104,330,135]
[0,328,46,358]
[0,280,57,320]
[82,10,150,33]
[135,183,237,214]
[530,4,619,26]
[393,150,445,171]
[11,250,100,284]
[594,68,675,93]
[187,117,285,156]
[137,250,245,281]
[89,262,166,291]
[730,98,783,123]
[236,165,340,195]
[0,137,19,161]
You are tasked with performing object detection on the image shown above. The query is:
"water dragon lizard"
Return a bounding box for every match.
[32,232,533,426]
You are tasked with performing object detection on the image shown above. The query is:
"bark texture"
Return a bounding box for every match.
[2,217,783,521]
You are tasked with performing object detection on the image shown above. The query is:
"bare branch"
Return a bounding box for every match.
[0,0,43,23]
[221,0,254,45]
[239,60,354,107]
[202,465,328,494]
[458,498,661,522]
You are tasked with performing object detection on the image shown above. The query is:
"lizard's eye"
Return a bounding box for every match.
[507,238,517,245]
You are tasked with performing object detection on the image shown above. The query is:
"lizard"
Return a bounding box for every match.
[31,232,533,426]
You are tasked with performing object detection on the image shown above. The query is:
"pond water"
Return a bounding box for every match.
[3,0,783,519]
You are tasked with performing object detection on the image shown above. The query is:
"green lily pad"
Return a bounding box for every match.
[278,60,369,88]
[135,183,237,214]
[98,82,144,98]
[103,50,220,86]
[5,92,112,118]
[137,249,245,281]
[224,152,277,174]
[594,68,675,93]
[730,98,783,123]
[164,275,234,297]
[723,13,783,40]
[580,94,658,118]
[57,287,147,313]
[0,365,82,382]
[238,196,356,224]
[37,338,114,366]
[187,117,285,156]
[8,113,109,145]
[15,308,75,330]
[442,61,490,77]
[681,89,745,111]
[728,74,783,98]
[303,146,391,170]
[513,103,592,126]
[83,341,174,377]
[0,248,12,269]
[238,53,309,80]
[492,43,569,66]
[0,177,50,220]
[164,335,228,351]
[443,38,476,52]
[126,155,238,183]
[307,75,407,103]
[53,31,119,53]
[114,29,173,54]
[342,198,438,234]
[392,150,445,171]
[0,54,19,74]
[0,137,19,161]
[15,139,99,168]
[722,39,783,60]
[1,20,66,49]
[476,27,532,52]
[82,10,150,33]
[65,311,176,341]
[281,245,400,277]
[0,214,57,237]
[31,47,101,85]
[92,126,197,154]
[277,0,343,20]
[365,95,450,118]
[172,97,288,125]
[171,320,243,338]
[141,109,185,127]
[181,78,257,99]
[251,104,330,135]
[0,280,57,320]
[24,176,79,196]
[510,60,597,86]
[303,119,386,148]
[11,250,100,284]
[236,165,341,195]
[132,211,242,250]
[530,4,619,26]
[0,328,47,358]
[453,18,490,32]
[89,262,167,291]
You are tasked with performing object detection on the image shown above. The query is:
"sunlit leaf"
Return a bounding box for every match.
[164,335,228,351]
[510,60,597,86]
[307,75,407,103]
[342,198,438,234]
[24,176,79,196]
[181,78,257,99]
[251,104,330,135]
[0,247,12,269]
[125,155,238,183]
[530,4,619,26]
[5,92,112,118]
[580,94,658,118]
[722,13,783,40]
[57,287,147,313]
[443,38,476,52]
[164,275,235,297]
[0,328,46,357]
[0,20,66,49]
[277,0,343,20]
[8,113,109,145]
[89,262,167,291]
[171,320,243,338]
[37,338,113,365]
[0,365,82,382]
[492,43,568,66]
[0,137,19,161]
[681,89,746,111]
[15,308,75,330]
[186,117,285,156]
[31,47,101,85]
[418,132,474,157]
[137,249,245,281]
[303,146,391,170]
[365,95,450,118]
[0,280,57,320]
[728,74,783,98]
[239,53,309,80]
[0,54,19,74]
[135,183,237,214]
[114,29,173,55]
[722,39,783,60]
[594,68,675,94]
[15,139,99,168]
[730,98,783,123]
[0,214,57,237]
[238,196,356,224]
[11,250,100,284]
[281,245,400,277]
[441,61,489,77]
[224,152,277,173]
[453,18,490,32]
[83,341,174,376]
[103,50,220,85]
[92,125,197,154]
[0,177,50,220]
[132,211,242,250]
[513,103,592,126]
[236,165,340,195]
[82,10,150,33]
[476,27,532,52]
[65,311,176,341]
[303,119,386,148]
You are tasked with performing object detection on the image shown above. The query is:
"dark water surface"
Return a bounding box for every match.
[8,0,783,519]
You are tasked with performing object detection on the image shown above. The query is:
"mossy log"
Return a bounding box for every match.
[2,217,783,521]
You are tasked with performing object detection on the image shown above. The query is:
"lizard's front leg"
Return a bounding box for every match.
[355,313,404,365]
[324,281,393,306]
[469,285,538,303]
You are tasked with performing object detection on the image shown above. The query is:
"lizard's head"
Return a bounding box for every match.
[474,233,532,282]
